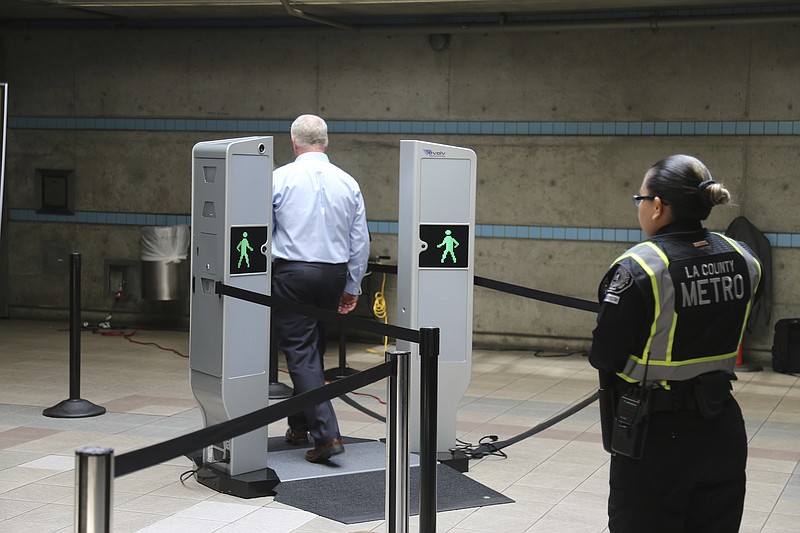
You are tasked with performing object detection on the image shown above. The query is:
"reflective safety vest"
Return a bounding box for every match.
[615,232,762,384]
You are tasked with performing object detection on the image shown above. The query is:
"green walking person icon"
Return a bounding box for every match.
[236,231,253,268]
[437,229,459,264]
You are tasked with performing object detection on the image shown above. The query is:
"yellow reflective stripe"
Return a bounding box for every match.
[616,234,759,384]
[716,232,761,355]
[611,249,653,384]
[611,250,633,266]
[666,311,678,363]
[626,252,658,362]
[716,232,763,281]
[633,243,674,364]
[641,243,675,364]
[641,241,670,265]
[624,350,738,366]
[734,276,753,352]
[614,242,669,268]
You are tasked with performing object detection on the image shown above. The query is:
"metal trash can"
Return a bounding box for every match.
[140,225,190,301]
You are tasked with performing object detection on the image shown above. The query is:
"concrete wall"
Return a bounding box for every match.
[1,19,798,360]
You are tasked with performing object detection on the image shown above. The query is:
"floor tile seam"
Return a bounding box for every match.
[107,394,199,406]
[113,488,214,501]
[0,426,63,438]
[9,408,170,429]
[460,400,529,420]
[567,456,610,491]
[773,476,800,511]
[736,387,796,400]
[115,489,210,506]
[745,487,792,515]
[0,438,53,450]
[526,377,594,399]
[525,494,585,529]
[746,410,777,447]
[1,492,73,505]
[761,510,800,531]
[0,496,50,519]
[0,481,38,498]
[749,430,800,443]
[2,464,71,482]
[528,504,609,530]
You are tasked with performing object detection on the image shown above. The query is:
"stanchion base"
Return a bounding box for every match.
[324,366,360,381]
[269,382,294,399]
[43,398,106,418]
[439,450,469,473]
[196,464,280,499]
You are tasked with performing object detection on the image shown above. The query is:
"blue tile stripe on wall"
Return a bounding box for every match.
[9,117,800,136]
[9,209,191,227]
[8,209,800,248]
[8,117,800,248]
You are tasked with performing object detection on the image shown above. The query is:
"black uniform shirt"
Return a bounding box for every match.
[589,220,762,377]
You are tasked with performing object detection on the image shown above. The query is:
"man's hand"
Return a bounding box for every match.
[338,292,358,314]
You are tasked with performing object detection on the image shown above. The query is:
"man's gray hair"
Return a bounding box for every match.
[291,114,329,149]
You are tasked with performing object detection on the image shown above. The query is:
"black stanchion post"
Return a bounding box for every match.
[43,253,106,418]
[69,253,81,399]
[324,327,358,381]
[419,326,440,533]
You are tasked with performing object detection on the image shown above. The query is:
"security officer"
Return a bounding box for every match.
[589,154,762,533]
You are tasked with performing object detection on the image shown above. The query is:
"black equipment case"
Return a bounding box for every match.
[772,318,800,374]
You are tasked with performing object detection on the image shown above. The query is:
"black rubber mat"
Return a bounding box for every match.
[273,463,514,524]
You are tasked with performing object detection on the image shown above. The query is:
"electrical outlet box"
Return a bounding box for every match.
[104,260,140,300]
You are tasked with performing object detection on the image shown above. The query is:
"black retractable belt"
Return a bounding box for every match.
[367,263,600,314]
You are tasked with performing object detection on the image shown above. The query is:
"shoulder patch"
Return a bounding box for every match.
[606,265,634,295]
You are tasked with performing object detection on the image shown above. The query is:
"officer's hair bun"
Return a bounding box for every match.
[702,181,731,207]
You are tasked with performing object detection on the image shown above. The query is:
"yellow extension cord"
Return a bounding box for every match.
[368,272,389,354]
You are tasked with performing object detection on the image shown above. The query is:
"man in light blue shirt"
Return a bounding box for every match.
[272,114,370,463]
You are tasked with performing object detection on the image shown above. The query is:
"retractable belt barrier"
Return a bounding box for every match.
[115,361,392,477]
[80,280,436,533]
[115,281,422,479]
[83,264,597,530]
[367,262,601,459]
[217,281,420,344]
[368,262,600,314]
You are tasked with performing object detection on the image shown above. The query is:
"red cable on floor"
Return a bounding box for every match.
[93,328,188,358]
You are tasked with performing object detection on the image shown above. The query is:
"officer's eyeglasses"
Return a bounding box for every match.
[632,195,656,207]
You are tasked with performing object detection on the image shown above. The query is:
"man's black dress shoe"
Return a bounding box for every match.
[305,438,344,463]
[285,427,310,446]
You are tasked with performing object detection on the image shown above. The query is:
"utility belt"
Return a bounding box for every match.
[599,371,734,460]
[635,384,697,412]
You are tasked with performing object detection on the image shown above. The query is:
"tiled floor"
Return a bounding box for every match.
[1,319,799,532]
